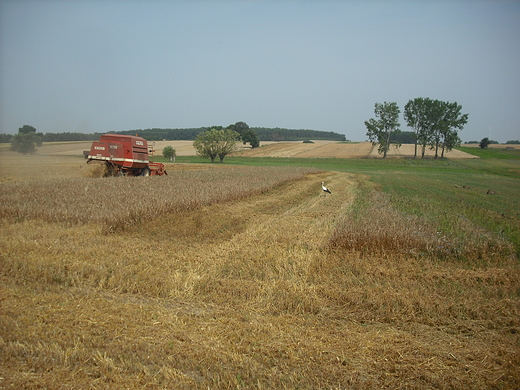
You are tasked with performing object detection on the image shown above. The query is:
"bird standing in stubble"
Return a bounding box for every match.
[321,182,331,194]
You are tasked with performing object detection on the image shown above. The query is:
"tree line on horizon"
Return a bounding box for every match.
[113,126,347,142]
[5,122,346,156]
[3,120,518,156]
[0,125,346,144]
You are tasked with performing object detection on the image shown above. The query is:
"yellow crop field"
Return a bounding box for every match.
[233,141,479,159]
[1,144,518,389]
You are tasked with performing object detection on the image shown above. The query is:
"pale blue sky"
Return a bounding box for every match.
[1,0,519,142]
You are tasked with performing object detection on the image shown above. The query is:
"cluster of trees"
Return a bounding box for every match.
[161,122,258,163]
[228,122,260,148]
[162,145,176,162]
[191,122,259,149]
[193,128,241,163]
[193,121,347,162]
[479,137,492,149]
[365,98,469,158]
[190,121,341,162]
[9,125,43,154]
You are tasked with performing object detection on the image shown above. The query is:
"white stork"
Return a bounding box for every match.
[321,181,331,194]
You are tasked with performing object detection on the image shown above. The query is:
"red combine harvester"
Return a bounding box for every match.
[87,134,167,176]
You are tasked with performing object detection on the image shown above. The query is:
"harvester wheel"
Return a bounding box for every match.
[141,167,151,176]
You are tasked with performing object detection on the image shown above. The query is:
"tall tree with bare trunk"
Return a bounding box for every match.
[365,102,401,158]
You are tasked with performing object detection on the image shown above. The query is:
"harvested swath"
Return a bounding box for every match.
[0,166,319,231]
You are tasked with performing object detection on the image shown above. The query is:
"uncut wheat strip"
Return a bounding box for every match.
[0,166,319,227]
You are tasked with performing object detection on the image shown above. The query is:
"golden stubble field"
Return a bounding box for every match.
[1,142,519,389]
[232,141,480,159]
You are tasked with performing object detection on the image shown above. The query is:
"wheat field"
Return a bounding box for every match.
[1,145,519,389]
[232,141,478,159]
